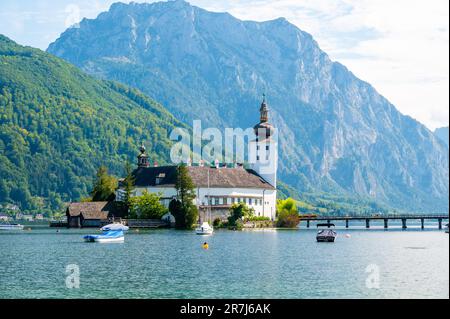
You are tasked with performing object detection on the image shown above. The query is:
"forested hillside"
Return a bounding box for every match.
[0,35,185,212]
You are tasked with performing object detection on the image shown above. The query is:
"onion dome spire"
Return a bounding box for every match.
[254,94,274,138]
[260,93,269,122]
[137,143,150,168]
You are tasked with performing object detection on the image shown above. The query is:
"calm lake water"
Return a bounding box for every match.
[0,223,448,299]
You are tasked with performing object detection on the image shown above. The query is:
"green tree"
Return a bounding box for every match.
[175,165,196,205]
[171,165,198,229]
[122,161,135,207]
[276,198,300,228]
[228,202,254,230]
[129,191,167,219]
[90,166,118,201]
[169,199,184,228]
[184,204,199,230]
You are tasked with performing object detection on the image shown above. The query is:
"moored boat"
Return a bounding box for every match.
[195,169,214,236]
[196,222,214,235]
[83,230,125,243]
[101,223,129,232]
[0,223,24,231]
[316,223,337,242]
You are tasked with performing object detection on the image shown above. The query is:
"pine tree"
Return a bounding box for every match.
[172,164,198,229]
[175,165,196,204]
[90,166,118,202]
[123,161,135,207]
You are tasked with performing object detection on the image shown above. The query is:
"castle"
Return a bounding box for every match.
[116,97,278,220]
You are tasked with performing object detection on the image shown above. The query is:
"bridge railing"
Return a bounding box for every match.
[299,214,449,219]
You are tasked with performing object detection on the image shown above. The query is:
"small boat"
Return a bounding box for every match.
[101,223,129,232]
[316,223,337,242]
[196,222,214,235]
[83,230,125,243]
[0,223,24,231]
[195,169,214,236]
[445,224,449,234]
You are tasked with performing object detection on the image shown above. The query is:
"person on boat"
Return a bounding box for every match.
[202,242,209,250]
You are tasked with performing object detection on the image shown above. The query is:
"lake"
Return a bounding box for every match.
[0,223,448,299]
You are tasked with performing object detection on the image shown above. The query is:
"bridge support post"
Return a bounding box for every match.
[421,219,425,230]
[384,219,388,229]
[306,220,310,228]
[438,218,443,230]
[366,219,370,229]
[345,219,349,228]
[402,219,407,229]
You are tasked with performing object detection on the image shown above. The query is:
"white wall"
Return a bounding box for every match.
[249,139,278,188]
[118,186,277,220]
[196,187,277,220]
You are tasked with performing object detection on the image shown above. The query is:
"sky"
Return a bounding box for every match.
[0,0,448,130]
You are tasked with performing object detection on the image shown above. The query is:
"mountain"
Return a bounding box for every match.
[47,0,449,213]
[434,127,449,147]
[0,35,185,211]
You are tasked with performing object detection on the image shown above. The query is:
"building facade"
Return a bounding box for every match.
[116,98,278,221]
[66,201,127,228]
[0,213,9,222]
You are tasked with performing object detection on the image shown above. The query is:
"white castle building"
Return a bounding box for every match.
[117,97,278,220]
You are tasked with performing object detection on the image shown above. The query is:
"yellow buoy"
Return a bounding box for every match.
[202,242,209,250]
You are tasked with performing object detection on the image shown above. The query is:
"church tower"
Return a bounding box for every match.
[249,95,278,187]
[137,144,150,168]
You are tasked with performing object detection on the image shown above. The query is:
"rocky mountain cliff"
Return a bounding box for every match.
[48,0,449,212]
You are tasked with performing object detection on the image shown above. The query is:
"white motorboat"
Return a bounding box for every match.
[83,230,125,243]
[0,223,24,231]
[316,223,337,242]
[101,223,129,232]
[196,169,214,236]
[196,222,214,235]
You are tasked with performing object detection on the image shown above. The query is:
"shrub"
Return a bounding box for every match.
[129,191,168,219]
[228,202,253,230]
[276,198,300,228]
[169,199,199,230]
[213,217,223,228]
[248,216,271,222]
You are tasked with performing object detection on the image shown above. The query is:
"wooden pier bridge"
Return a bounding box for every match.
[300,214,449,230]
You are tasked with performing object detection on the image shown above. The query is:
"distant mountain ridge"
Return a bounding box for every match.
[47,0,449,213]
[0,35,185,211]
[434,127,449,147]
